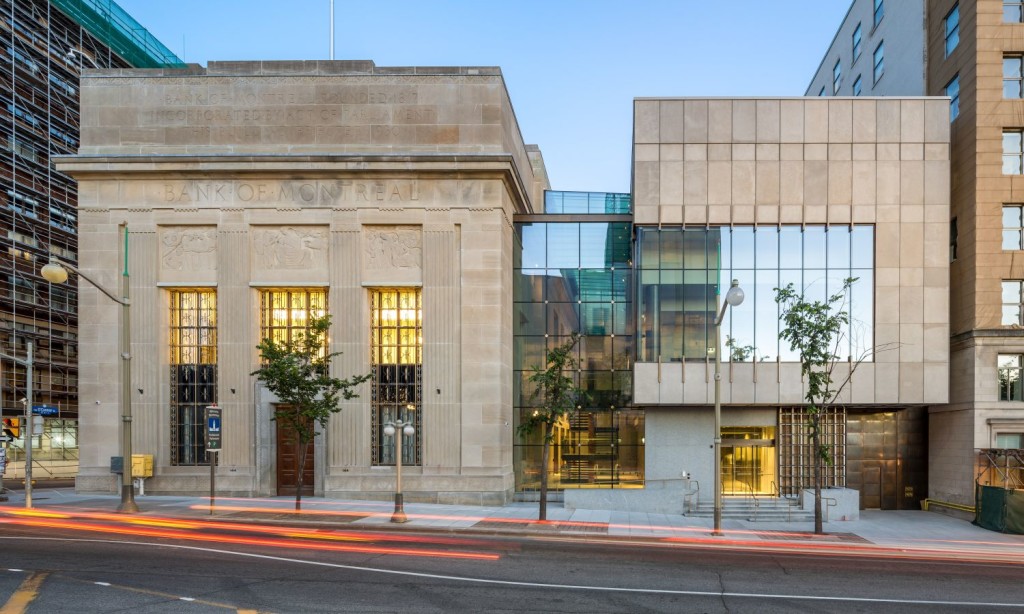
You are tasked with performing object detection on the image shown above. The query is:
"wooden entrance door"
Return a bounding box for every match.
[276,419,314,496]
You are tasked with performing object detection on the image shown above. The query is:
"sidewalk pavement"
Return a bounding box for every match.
[3,485,1023,559]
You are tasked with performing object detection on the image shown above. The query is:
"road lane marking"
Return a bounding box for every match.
[2,536,1022,609]
[0,571,48,614]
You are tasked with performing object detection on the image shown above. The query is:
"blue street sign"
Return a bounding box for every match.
[205,405,222,451]
[32,404,59,416]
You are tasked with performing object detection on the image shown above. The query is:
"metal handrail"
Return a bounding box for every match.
[822,496,837,523]
[683,480,700,514]
[739,481,759,521]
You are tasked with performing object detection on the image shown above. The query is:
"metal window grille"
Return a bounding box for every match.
[777,406,846,497]
[169,289,217,466]
[370,289,422,466]
[258,288,327,356]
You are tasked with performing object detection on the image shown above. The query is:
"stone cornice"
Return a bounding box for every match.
[54,153,535,215]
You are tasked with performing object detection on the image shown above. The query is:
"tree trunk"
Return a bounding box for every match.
[539,422,549,522]
[294,433,305,511]
[811,413,823,534]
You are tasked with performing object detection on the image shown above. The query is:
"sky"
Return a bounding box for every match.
[116,0,851,194]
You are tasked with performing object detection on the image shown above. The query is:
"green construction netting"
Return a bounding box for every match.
[52,0,185,68]
[975,484,1024,535]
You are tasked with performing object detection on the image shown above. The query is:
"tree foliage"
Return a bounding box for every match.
[518,332,584,521]
[775,277,857,534]
[251,314,371,510]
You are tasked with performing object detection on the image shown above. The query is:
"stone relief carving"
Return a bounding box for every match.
[160,227,217,271]
[365,227,422,270]
[253,227,328,269]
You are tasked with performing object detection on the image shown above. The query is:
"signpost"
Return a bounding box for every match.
[0,445,6,502]
[204,405,221,514]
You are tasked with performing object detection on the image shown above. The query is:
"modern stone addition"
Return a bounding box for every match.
[632,97,951,407]
[59,61,547,504]
[629,97,950,510]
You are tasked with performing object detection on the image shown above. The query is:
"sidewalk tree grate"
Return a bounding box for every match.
[473,519,609,534]
[754,531,870,543]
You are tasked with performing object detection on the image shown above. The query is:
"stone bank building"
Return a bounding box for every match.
[61,61,951,511]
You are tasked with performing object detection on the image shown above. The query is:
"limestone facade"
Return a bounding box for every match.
[60,61,546,503]
[632,97,951,407]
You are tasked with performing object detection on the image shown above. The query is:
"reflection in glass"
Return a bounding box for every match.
[517,223,546,269]
[780,226,803,269]
[514,209,637,491]
[999,354,1024,401]
[547,223,580,268]
[1003,206,1024,250]
[637,226,874,363]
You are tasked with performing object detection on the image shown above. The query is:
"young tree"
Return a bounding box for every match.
[518,332,584,521]
[775,277,871,534]
[252,314,371,510]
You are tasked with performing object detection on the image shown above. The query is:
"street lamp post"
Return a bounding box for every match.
[713,279,744,536]
[383,411,415,523]
[41,222,137,513]
[1,342,33,508]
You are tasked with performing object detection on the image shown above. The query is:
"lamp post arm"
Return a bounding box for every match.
[51,259,128,306]
[0,351,29,367]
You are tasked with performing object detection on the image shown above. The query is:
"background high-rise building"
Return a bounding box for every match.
[0,0,181,476]
[810,0,1024,509]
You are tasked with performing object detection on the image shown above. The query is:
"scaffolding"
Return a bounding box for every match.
[977,448,1024,490]
[0,0,179,478]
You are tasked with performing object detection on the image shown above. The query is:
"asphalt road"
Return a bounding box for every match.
[0,513,1021,613]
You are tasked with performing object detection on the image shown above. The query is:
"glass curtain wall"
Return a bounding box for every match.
[514,192,639,491]
[637,226,874,363]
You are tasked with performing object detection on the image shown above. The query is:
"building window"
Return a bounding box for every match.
[1005,131,1024,174]
[169,289,217,466]
[819,86,826,97]
[636,225,874,364]
[999,354,1024,401]
[996,433,1024,448]
[370,289,422,467]
[1006,0,1024,23]
[945,4,960,57]
[946,74,960,120]
[873,42,884,83]
[258,288,327,352]
[873,0,884,27]
[1004,281,1024,325]
[832,59,842,94]
[950,217,958,261]
[852,23,862,61]
[1005,56,1024,98]
[853,75,863,96]
[1005,205,1024,249]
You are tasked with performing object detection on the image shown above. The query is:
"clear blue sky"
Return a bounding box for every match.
[117,0,850,194]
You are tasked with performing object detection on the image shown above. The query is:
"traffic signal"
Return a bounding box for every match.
[3,418,18,439]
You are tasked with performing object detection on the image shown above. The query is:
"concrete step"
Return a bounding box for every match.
[513,490,565,503]
[687,497,812,521]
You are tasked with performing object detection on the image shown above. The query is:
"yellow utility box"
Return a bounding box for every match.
[131,454,153,478]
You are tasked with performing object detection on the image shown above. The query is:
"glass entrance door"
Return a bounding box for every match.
[721,427,776,495]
